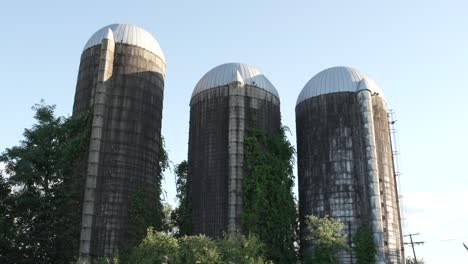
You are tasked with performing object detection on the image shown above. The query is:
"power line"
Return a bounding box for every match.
[431,237,468,243]
[404,236,468,243]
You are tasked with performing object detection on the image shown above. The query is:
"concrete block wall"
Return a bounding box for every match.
[296,92,364,263]
[189,86,230,237]
[73,46,101,113]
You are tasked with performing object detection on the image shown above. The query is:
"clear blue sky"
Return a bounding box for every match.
[1,0,467,262]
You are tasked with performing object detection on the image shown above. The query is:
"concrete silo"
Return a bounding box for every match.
[73,24,166,260]
[295,67,404,263]
[188,63,281,238]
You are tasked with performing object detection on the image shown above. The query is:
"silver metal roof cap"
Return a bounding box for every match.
[296,66,384,105]
[192,63,279,99]
[83,24,165,63]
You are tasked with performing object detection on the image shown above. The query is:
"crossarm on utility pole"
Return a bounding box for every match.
[404,233,424,264]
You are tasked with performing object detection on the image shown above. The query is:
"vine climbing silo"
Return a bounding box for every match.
[188,63,281,238]
[295,66,404,263]
[72,24,166,261]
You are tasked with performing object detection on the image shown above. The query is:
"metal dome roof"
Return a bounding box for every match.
[192,63,279,99]
[296,66,384,105]
[83,24,165,63]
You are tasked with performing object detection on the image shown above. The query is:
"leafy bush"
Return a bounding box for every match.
[304,215,348,264]
[178,235,221,263]
[218,233,269,264]
[127,227,178,264]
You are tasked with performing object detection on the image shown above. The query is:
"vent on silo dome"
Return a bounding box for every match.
[191,63,279,100]
[83,24,166,63]
[296,66,384,105]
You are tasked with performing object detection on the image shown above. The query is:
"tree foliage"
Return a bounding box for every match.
[217,233,269,264]
[242,127,297,263]
[0,174,15,263]
[304,215,348,264]
[0,102,91,263]
[171,160,192,237]
[178,235,221,264]
[126,228,270,264]
[352,225,376,264]
[127,227,179,264]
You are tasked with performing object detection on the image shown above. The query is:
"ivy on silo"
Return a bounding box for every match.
[129,136,169,248]
[352,225,376,264]
[241,127,298,263]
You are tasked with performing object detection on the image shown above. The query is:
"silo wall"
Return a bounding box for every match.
[188,85,280,238]
[296,92,365,263]
[73,42,165,258]
[296,92,403,264]
[371,96,404,263]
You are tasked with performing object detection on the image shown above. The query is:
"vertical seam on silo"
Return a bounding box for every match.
[357,89,386,264]
[79,36,114,262]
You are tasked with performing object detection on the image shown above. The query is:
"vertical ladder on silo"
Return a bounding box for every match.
[388,109,407,263]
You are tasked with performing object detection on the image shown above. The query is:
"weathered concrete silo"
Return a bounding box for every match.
[296,67,404,263]
[188,63,281,238]
[73,24,166,260]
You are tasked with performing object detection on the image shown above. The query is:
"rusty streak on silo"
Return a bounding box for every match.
[72,24,166,261]
[295,67,404,264]
[188,63,281,238]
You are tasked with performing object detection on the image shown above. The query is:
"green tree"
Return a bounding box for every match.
[304,215,348,264]
[242,127,297,263]
[0,173,16,264]
[171,160,191,237]
[178,235,221,264]
[0,102,91,263]
[218,233,270,264]
[127,227,179,264]
[161,202,175,233]
[352,225,376,264]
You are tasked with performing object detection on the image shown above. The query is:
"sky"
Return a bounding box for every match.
[1,0,467,262]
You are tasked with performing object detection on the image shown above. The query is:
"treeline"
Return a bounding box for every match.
[0,102,377,264]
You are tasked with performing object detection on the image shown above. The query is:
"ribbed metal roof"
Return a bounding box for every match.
[296,66,384,105]
[192,63,279,99]
[83,24,165,63]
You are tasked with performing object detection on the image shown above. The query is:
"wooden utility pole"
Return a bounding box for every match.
[404,233,424,263]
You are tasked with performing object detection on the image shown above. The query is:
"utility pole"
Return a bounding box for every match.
[404,233,424,263]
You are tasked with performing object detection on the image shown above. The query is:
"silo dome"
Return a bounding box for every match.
[192,63,279,100]
[296,66,384,105]
[83,24,166,63]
